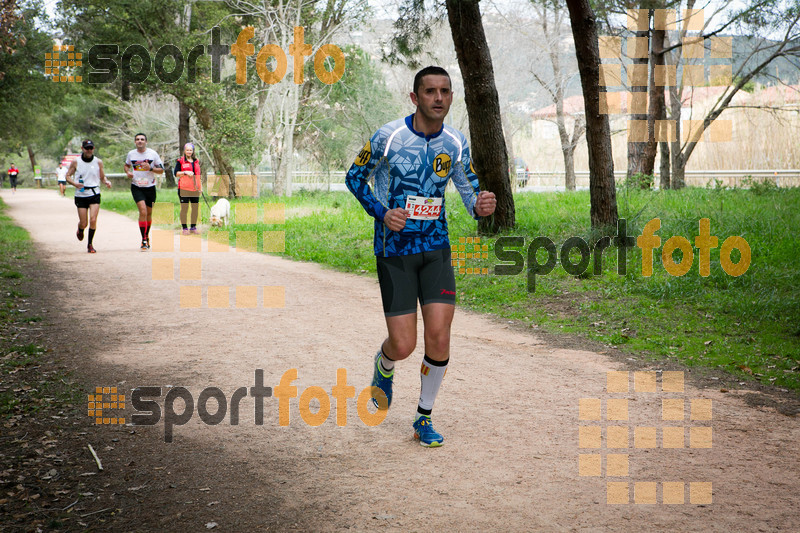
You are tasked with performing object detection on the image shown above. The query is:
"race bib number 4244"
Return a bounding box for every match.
[405,196,443,220]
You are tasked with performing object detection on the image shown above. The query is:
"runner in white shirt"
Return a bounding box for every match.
[124,133,164,250]
[64,139,112,253]
[56,163,68,196]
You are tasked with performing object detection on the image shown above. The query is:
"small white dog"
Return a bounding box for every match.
[209,198,230,227]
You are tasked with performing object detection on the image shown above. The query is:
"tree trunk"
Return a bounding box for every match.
[659,137,670,189]
[566,0,617,229]
[567,116,584,189]
[672,151,686,189]
[275,83,300,197]
[446,0,515,232]
[211,146,236,197]
[26,144,36,174]
[250,88,268,185]
[667,47,684,189]
[164,165,175,189]
[161,98,189,190]
[644,26,666,179]
[179,101,190,151]
[549,9,574,191]
[502,114,517,189]
[669,0,691,190]
[194,106,238,197]
[627,15,650,182]
[657,26,671,190]
[535,2,580,191]
[556,114,575,191]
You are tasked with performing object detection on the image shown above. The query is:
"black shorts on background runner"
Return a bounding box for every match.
[376,247,456,316]
[74,194,101,208]
[131,184,157,207]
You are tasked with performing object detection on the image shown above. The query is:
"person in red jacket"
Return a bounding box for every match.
[7,164,19,194]
[174,143,201,234]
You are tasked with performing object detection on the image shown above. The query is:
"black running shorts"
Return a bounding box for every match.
[131,184,157,207]
[74,194,101,208]
[376,247,456,317]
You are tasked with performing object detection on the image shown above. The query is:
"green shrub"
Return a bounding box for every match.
[624,172,654,190]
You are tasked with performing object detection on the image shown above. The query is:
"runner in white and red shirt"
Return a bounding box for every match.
[124,133,164,250]
[7,164,19,194]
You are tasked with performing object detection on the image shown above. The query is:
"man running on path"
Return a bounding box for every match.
[64,140,111,253]
[124,133,163,250]
[346,66,497,447]
[56,162,68,196]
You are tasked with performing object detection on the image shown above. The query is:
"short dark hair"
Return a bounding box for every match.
[413,66,451,94]
[135,133,147,141]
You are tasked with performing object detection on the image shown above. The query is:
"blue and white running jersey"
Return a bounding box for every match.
[346,114,481,257]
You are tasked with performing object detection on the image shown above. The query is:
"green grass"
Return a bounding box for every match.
[0,198,84,419]
[0,199,32,324]
[98,186,800,392]
[0,201,42,415]
[448,187,800,390]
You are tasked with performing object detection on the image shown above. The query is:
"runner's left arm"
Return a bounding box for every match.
[99,160,111,188]
[451,144,481,220]
[152,152,164,174]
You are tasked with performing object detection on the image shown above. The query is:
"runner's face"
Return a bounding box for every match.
[411,75,452,124]
[135,136,147,149]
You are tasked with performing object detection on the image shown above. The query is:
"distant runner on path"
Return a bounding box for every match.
[7,163,19,194]
[57,163,68,196]
[64,139,111,253]
[124,133,163,250]
[346,66,497,447]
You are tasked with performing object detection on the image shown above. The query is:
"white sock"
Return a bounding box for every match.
[417,354,448,418]
[378,349,394,374]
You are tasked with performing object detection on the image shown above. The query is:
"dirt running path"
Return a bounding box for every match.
[3,188,799,532]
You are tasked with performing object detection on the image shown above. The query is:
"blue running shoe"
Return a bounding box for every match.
[371,351,393,410]
[413,416,443,447]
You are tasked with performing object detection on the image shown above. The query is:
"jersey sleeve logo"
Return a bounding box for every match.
[469,160,476,175]
[354,140,372,167]
[433,154,452,177]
